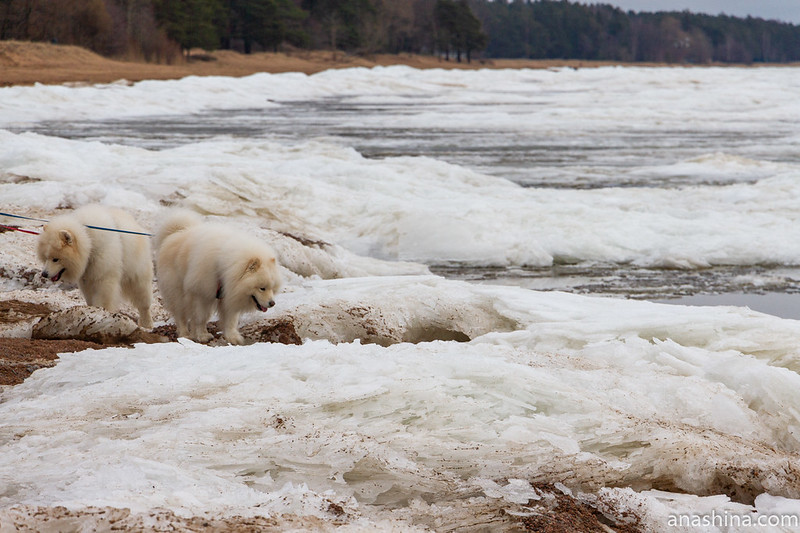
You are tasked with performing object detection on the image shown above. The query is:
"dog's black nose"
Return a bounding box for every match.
[41,271,49,279]
[268,300,275,308]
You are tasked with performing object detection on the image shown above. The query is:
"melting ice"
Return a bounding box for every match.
[2,65,800,530]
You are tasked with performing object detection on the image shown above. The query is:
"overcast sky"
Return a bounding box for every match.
[598,1,800,24]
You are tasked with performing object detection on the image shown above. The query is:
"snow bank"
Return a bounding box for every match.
[2,276,800,531]
[3,131,800,269]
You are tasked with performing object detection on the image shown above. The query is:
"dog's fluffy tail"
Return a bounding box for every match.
[153,209,202,251]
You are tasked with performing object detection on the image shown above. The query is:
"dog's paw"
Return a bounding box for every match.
[225,332,245,345]
[194,330,214,343]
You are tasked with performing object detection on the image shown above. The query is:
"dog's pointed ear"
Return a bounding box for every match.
[246,258,261,272]
[58,230,73,246]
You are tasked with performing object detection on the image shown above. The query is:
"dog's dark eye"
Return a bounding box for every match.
[53,258,59,263]
[259,287,265,291]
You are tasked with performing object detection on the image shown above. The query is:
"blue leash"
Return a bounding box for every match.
[84,225,153,237]
[0,212,48,223]
[0,211,153,237]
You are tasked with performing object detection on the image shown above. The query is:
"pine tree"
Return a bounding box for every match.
[153,0,222,54]
[434,0,485,61]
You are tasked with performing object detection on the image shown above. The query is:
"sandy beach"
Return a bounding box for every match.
[0,39,661,87]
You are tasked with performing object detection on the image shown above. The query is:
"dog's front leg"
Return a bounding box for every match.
[219,309,244,345]
[188,296,214,343]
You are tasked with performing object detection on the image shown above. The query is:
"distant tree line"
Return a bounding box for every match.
[1,0,799,64]
[0,0,486,61]
[472,1,800,63]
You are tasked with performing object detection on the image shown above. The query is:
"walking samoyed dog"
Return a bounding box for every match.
[37,204,154,329]
[154,210,281,345]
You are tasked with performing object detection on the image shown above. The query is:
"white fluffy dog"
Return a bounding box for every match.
[154,210,282,345]
[37,204,154,329]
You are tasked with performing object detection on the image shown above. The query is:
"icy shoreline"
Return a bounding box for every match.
[3,265,800,530]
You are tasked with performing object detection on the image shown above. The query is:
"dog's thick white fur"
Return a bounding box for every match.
[37,204,154,329]
[154,210,282,345]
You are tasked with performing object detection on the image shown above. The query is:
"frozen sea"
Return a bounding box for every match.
[5,66,800,315]
[2,65,800,531]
